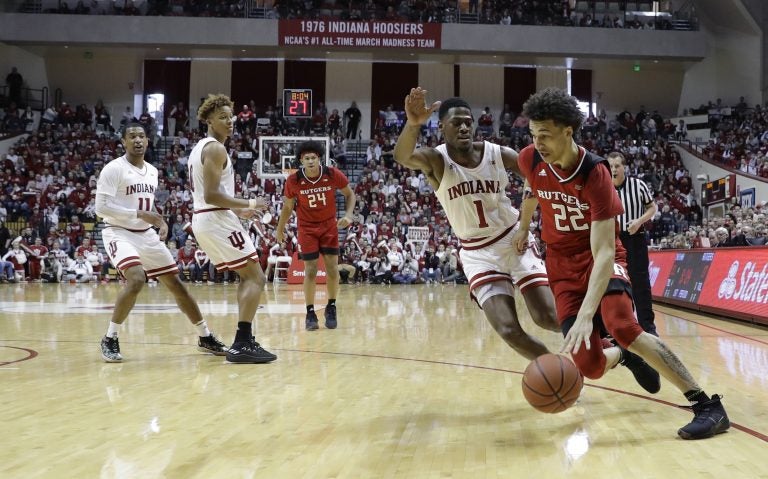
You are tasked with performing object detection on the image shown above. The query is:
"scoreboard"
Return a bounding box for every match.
[702,174,736,206]
[283,88,312,118]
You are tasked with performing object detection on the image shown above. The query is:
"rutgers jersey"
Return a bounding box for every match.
[518,144,624,257]
[96,155,158,230]
[188,137,236,211]
[434,141,519,242]
[284,166,348,225]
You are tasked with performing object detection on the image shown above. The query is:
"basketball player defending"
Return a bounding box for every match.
[188,94,276,364]
[514,87,728,439]
[97,123,228,362]
[393,87,559,361]
[275,140,356,330]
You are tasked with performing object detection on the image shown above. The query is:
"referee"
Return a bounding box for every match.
[607,152,659,337]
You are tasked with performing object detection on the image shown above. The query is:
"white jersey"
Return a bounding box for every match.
[188,137,236,211]
[434,141,519,241]
[96,155,158,230]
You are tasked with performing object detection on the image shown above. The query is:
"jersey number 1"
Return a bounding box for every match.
[473,200,489,228]
[138,198,151,211]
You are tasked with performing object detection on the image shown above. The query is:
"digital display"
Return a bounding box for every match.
[283,88,312,118]
[702,175,734,206]
[662,251,714,303]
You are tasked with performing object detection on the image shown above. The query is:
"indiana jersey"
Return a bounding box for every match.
[517,144,624,256]
[434,141,519,242]
[96,155,158,230]
[188,137,236,212]
[284,166,349,225]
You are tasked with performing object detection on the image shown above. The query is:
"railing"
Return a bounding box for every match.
[677,140,768,184]
[0,85,48,110]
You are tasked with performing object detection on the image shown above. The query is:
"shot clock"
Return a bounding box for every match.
[283,88,313,118]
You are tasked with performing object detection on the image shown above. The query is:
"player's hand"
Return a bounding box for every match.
[404,87,441,126]
[233,208,253,219]
[337,216,352,229]
[561,315,593,355]
[248,196,268,212]
[512,228,529,255]
[158,220,169,241]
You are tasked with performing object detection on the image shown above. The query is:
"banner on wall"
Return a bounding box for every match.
[287,252,327,285]
[278,20,441,49]
[649,248,768,325]
[740,187,755,209]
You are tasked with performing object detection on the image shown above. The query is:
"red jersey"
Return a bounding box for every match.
[518,145,624,257]
[283,166,349,226]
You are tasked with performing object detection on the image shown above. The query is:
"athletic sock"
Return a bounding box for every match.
[685,389,710,404]
[235,321,252,342]
[106,322,120,338]
[195,320,211,338]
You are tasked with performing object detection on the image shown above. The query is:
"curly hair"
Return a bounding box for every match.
[197,93,234,121]
[438,97,472,120]
[295,140,325,160]
[522,88,583,131]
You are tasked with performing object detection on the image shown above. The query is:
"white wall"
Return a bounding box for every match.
[418,63,454,104]
[536,68,567,91]
[45,48,141,123]
[592,64,684,118]
[189,60,232,130]
[679,27,762,112]
[459,64,503,122]
[325,62,373,139]
[0,43,48,105]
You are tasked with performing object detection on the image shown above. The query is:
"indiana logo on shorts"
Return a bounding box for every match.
[228,231,246,250]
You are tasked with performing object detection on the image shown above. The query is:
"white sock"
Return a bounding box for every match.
[106,322,120,338]
[195,320,211,337]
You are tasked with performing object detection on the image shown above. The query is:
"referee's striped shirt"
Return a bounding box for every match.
[615,177,654,233]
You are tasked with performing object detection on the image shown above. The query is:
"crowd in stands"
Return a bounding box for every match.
[1,92,766,286]
[29,0,686,30]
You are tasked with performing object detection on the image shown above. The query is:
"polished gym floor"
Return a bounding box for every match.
[1,282,767,479]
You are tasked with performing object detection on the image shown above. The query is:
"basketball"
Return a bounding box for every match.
[522,354,584,414]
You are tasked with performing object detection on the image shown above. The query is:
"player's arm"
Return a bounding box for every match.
[562,218,616,355]
[337,185,356,229]
[513,180,538,254]
[201,142,263,211]
[393,87,443,188]
[275,196,296,245]
[500,145,524,178]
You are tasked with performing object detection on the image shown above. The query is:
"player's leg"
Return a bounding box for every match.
[298,225,322,330]
[480,288,551,360]
[228,259,276,363]
[100,264,144,362]
[509,227,558,332]
[519,285,559,332]
[321,252,340,329]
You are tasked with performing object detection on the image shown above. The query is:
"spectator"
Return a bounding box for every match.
[5,67,23,106]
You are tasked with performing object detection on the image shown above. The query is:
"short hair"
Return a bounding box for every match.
[121,122,147,139]
[438,97,472,120]
[522,88,584,131]
[296,140,324,160]
[606,151,627,165]
[197,93,234,121]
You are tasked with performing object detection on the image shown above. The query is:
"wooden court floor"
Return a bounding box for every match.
[1,282,767,479]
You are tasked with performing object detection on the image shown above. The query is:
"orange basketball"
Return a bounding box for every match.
[522,353,583,413]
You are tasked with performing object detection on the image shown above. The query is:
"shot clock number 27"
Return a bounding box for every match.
[283,88,313,118]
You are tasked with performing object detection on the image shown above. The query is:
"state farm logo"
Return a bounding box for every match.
[718,260,768,303]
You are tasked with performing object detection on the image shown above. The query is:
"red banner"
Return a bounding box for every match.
[649,248,768,326]
[278,20,441,49]
[287,252,327,285]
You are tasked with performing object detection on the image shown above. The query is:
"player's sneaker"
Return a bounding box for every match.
[324,304,337,329]
[225,337,277,364]
[101,336,123,363]
[198,334,229,356]
[619,348,661,394]
[678,394,730,439]
[306,310,319,331]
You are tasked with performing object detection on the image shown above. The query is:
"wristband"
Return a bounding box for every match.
[248,199,259,209]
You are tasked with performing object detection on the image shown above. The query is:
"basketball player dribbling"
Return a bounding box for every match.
[393,87,559,361]
[514,87,729,439]
[97,123,228,362]
[188,94,276,364]
[275,140,356,330]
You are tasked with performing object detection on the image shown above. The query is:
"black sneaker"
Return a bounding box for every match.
[198,334,229,356]
[101,336,122,363]
[225,337,277,364]
[678,394,730,439]
[324,304,337,329]
[306,310,319,331]
[619,348,661,394]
